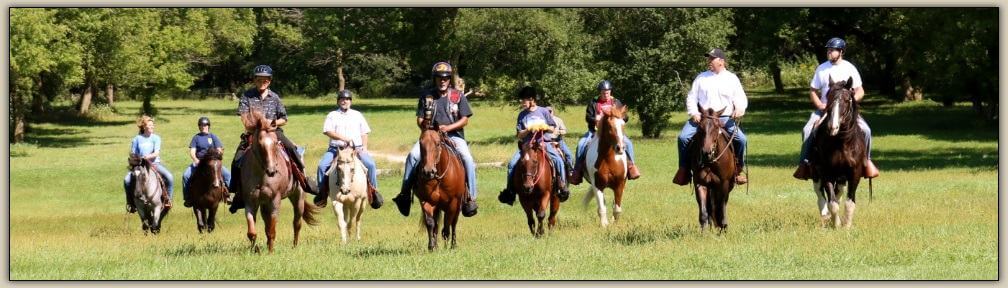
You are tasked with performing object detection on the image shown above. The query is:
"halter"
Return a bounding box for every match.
[700,114,737,164]
[523,130,548,187]
[335,145,357,194]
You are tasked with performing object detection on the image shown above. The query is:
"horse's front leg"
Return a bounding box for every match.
[193,208,205,233]
[694,184,709,232]
[843,178,859,229]
[207,206,217,233]
[536,191,549,237]
[813,181,830,228]
[825,181,840,229]
[613,181,626,224]
[291,189,304,248]
[246,203,260,253]
[421,201,437,251]
[353,198,365,241]
[444,203,460,249]
[593,186,609,228]
[332,199,348,244]
[548,188,560,230]
[263,202,279,254]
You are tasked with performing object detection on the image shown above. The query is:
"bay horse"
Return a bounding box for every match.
[239,109,320,253]
[413,120,466,250]
[128,155,169,234]
[686,105,737,232]
[581,105,628,228]
[512,131,560,237]
[325,145,368,244]
[811,76,868,229]
[189,148,228,233]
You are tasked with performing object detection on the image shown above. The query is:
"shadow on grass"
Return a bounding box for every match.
[470,135,519,146]
[607,224,689,246]
[23,126,91,148]
[163,243,248,257]
[345,245,412,258]
[746,146,997,170]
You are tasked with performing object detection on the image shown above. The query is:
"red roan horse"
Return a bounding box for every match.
[239,109,320,253]
[512,131,560,237]
[811,76,869,229]
[686,105,737,232]
[189,148,229,233]
[413,120,467,250]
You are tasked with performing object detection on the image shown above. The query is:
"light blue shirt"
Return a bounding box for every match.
[131,134,162,163]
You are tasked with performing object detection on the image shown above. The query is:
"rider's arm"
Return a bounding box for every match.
[440,116,469,133]
[810,88,826,111]
[686,76,701,123]
[361,133,369,150]
[853,86,865,102]
[324,131,349,143]
[272,118,287,127]
[416,117,424,128]
[189,147,199,164]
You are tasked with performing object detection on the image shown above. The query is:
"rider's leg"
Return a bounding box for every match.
[558,138,575,172]
[673,119,698,185]
[725,119,748,184]
[794,111,822,180]
[449,136,479,216]
[858,116,879,178]
[276,129,316,194]
[222,166,232,188]
[314,147,337,206]
[546,144,570,201]
[228,135,247,214]
[155,163,175,208]
[622,135,641,179]
[571,132,592,184]
[124,172,135,213]
[182,164,194,207]
[357,148,383,208]
[393,142,421,216]
[498,151,522,205]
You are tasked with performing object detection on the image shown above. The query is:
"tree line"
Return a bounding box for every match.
[9,8,996,143]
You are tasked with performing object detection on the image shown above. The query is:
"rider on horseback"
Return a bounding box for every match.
[182,116,232,208]
[570,80,641,184]
[123,115,174,212]
[313,89,384,209]
[793,37,879,180]
[392,62,479,217]
[498,86,572,205]
[672,48,749,186]
[228,64,318,214]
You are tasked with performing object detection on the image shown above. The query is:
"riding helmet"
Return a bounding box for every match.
[431,62,453,78]
[337,89,353,99]
[517,86,538,100]
[825,37,846,50]
[197,116,210,127]
[253,64,273,77]
[597,80,613,91]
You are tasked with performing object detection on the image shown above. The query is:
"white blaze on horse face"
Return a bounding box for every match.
[830,99,840,136]
[614,118,626,155]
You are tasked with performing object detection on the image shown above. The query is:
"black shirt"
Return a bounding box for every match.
[415,88,473,139]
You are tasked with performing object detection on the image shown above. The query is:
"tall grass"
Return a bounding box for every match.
[9,91,996,280]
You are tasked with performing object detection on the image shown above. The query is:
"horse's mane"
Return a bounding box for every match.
[241,108,273,132]
[199,148,223,163]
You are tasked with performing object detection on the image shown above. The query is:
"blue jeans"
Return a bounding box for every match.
[507,143,566,187]
[676,116,747,168]
[576,131,636,166]
[182,163,232,197]
[317,146,378,190]
[798,111,872,163]
[124,163,175,199]
[401,135,477,199]
[557,138,574,169]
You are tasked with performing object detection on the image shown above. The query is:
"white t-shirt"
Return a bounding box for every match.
[322,108,371,148]
[810,59,863,104]
[686,70,748,117]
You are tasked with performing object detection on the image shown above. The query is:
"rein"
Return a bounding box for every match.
[524,130,548,187]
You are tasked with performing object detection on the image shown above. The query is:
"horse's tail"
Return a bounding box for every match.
[301,199,321,226]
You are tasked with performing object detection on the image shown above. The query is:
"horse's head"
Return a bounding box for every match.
[419,126,444,178]
[825,76,856,137]
[241,109,279,176]
[697,104,727,163]
[519,140,546,191]
[598,104,627,154]
[199,149,225,189]
[335,146,356,194]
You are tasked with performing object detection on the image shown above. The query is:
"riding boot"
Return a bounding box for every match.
[183,185,193,208]
[864,159,880,178]
[498,178,516,206]
[735,165,748,185]
[368,184,384,209]
[392,184,412,217]
[672,167,690,186]
[627,161,641,180]
[125,184,137,213]
[228,173,243,214]
[557,183,571,202]
[162,192,172,211]
[570,160,584,185]
[313,180,329,208]
[793,160,812,180]
[462,194,478,217]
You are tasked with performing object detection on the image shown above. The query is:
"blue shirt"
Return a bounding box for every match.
[131,134,162,163]
[516,106,557,145]
[189,132,223,159]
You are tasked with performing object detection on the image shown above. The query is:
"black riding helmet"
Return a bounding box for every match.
[197,116,210,127]
[337,89,352,99]
[597,80,613,91]
[518,86,538,100]
[825,37,846,50]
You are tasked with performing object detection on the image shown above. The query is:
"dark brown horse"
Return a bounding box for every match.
[189,148,228,233]
[811,76,867,229]
[239,109,320,253]
[413,122,466,250]
[581,105,628,227]
[686,105,737,232]
[512,132,560,237]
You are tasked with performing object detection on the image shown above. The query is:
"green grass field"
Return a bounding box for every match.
[9,90,997,280]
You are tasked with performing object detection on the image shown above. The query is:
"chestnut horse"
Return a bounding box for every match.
[128,156,169,234]
[512,131,560,237]
[326,145,368,244]
[239,109,320,253]
[686,105,737,232]
[811,76,869,229]
[188,148,228,233]
[413,122,466,250]
[581,106,628,227]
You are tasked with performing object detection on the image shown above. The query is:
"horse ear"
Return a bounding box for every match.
[715,107,726,117]
[845,76,854,90]
[828,75,835,87]
[240,112,255,131]
[697,103,705,116]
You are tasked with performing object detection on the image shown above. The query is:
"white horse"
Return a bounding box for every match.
[130,158,169,234]
[580,107,629,227]
[326,146,368,244]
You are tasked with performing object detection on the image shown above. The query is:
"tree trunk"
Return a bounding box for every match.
[142,92,154,116]
[902,76,922,101]
[106,84,115,106]
[31,85,45,114]
[78,83,92,115]
[10,83,25,144]
[336,48,346,91]
[770,61,784,94]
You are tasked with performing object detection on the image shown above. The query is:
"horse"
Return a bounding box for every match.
[412,121,466,250]
[239,108,320,253]
[581,105,628,228]
[512,131,560,237]
[810,76,868,229]
[325,145,368,244]
[128,155,169,234]
[188,148,228,233]
[685,105,737,232]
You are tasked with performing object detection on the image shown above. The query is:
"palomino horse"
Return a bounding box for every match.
[686,105,737,232]
[512,130,560,237]
[581,106,628,227]
[413,121,466,250]
[189,148,228,233]
[326,145,368,244]
[811,76,868,229]
[239,109,320,253]
[128,155,169,234]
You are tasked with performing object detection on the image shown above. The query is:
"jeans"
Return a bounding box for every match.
[798,111,872,163]
[676,116,747,168]
[506,143,566,188]
[556,138,574,169]
[401,135,477,199]
[124,163,175,199]
[317,146,378,190]
[576,131,636,167]
[182,163,232,198]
